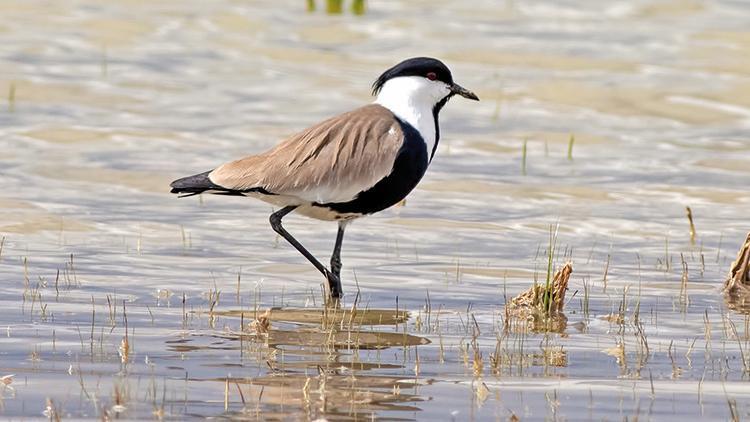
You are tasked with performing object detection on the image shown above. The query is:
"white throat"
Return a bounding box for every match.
[374,76,450,161]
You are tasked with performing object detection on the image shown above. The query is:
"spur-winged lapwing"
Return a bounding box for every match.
[171,57,478,299]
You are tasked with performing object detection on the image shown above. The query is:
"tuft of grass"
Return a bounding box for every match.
[351,0,365,15]
[686,206,697,245]
[236,268,242,304]
[119,302,130,364]
[582,277,590,319]
[649,370,655,399]
[207,281,221,328]
[506,252,572,334]
[602,253,611,293]
[8,82,15,112]
[182,292,188,328]
[89,296,96,357]
[679,253,690,308]
[224,378,229,411]
[543,224,559,314]
[567,134,575,160]
[326,0,343,14]
[68,253,79,286]
[106,294,116,327]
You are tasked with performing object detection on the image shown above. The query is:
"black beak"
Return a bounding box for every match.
[450,83,479,101]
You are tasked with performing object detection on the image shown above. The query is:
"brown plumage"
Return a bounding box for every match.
[209,104,404,205]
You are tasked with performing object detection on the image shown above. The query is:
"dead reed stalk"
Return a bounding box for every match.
[724,232,750,296]
[505,262,573,333]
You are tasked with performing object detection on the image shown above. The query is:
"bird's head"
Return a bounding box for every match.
[372,57,479,109]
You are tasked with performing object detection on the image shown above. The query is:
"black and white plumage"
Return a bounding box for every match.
[171,57,479,299]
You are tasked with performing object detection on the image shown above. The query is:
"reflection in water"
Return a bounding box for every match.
[724,232,750,314]
[170,308,429,419]
[725,292,750,315]
[220,374,424,419]
[505,311,568,334]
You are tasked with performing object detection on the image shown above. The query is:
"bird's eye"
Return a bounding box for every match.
[426,72,437,81]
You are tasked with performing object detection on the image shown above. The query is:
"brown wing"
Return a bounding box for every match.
[209,104,405,203]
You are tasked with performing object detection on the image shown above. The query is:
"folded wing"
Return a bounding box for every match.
[208,104,404,204]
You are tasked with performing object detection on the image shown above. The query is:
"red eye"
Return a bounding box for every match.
[426,72,437,81]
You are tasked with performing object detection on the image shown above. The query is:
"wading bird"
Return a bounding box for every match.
[170,57,479,299]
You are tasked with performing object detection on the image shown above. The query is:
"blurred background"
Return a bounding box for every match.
[1,0,750,419]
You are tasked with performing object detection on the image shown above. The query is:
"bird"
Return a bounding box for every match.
[170,57,479,300]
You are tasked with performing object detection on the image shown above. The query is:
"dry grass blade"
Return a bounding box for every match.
[249,309,271,335]
[43,398,61,422]
[119,302,130,364]
[724,232,750,296]
[8,82,15,112]
[686,206,697,245]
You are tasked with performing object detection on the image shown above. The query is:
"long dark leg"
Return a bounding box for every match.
[330,222,346,280]
[269,206,343,299]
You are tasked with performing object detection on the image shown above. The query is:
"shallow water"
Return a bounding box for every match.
[2,0,750,420]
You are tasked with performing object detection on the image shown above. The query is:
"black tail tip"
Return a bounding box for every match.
[170,170,215,197]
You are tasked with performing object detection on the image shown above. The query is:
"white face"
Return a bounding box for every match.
[374,76,452,108]
[374,76,452,163]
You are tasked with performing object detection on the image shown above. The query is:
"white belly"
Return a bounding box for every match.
[246,192,363,221]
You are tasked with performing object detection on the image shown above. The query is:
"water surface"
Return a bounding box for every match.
[2,0,750,420]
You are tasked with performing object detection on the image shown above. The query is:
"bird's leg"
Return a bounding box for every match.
[269,206,343,299]
[330,221,346,280]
